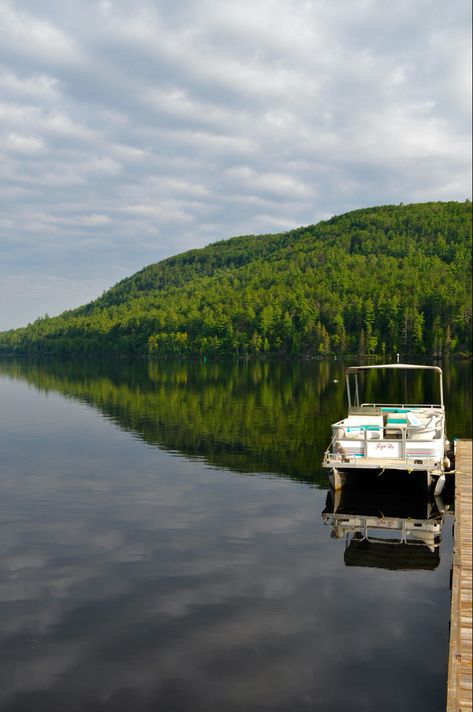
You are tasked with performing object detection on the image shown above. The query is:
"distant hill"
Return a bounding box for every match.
[1,201,471,358]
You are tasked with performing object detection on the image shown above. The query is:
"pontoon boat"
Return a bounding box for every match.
[322,364,450,493]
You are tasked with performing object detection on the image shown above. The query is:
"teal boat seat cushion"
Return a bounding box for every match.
[345,425,380,432]
[381,407,412,413]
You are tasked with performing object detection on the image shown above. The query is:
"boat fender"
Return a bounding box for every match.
[434,474,446,496]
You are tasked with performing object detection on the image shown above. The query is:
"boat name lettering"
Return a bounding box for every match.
[372,442,397,452]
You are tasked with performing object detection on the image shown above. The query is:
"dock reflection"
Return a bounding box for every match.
[322,475,451,571]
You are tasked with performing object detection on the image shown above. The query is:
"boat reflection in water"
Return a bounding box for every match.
[322,473,452,571]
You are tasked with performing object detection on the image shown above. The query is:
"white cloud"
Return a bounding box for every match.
[5,132,45,154]
[0,1,82,64]
[0,67,60,99]
[43,110,98,141]
[226,166,310,199]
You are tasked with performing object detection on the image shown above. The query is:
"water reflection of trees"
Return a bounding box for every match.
[0,359,344,483]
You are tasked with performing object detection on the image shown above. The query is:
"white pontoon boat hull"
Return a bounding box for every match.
[323,364,449,491]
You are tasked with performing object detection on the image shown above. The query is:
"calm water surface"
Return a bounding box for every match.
[0,359,471,712]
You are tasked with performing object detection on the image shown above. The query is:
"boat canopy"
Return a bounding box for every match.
[346,364,442,374]
[344,363,444,407]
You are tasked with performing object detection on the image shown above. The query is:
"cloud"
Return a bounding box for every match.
[0,67,60,100]
[0,1,83,65]
[0,0,470,328]
[5,132,45,154]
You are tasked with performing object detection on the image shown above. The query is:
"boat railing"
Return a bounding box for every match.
[329,421,443,460]
[361,402,444,409]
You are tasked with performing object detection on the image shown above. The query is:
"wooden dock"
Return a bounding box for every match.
[447,439,472,712]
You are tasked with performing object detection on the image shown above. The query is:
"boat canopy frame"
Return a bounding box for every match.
[344,364,444,409]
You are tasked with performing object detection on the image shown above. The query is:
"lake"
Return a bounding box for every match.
[0,358,471,711]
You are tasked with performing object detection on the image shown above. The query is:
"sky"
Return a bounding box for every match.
[0,0,471,330]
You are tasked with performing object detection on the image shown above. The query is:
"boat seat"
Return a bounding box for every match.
[385,411,410,435]
[335,415,383,440]
[406,413,441,440]
[348,406,382,415]
[338,425,382,441]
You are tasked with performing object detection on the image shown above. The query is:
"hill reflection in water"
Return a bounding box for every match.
[0,359,347,484]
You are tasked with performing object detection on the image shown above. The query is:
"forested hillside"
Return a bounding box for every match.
[1,201,471,358]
